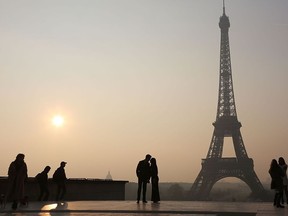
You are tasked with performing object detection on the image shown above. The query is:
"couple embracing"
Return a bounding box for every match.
[136,154,160,204]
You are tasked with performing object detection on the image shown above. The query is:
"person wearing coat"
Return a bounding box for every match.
[36,166,51,201]
[269,159,284,208]
[278,157,288,204]
[7,153,28,210]
[136,154,151,203]
[150,157,160,203]
[53,161,67,201]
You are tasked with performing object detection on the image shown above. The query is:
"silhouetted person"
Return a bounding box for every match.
[278,157,288,204]
[7,153,28,210]
[36,166,51,201]
[53,162,67,201]
[136,154,151,203]
[269,159,284,208]
[150,157,160,203]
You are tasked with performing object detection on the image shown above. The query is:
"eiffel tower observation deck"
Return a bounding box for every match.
[189,1,265,200]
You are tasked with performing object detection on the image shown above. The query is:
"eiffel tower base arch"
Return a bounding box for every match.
[189,158,266,200]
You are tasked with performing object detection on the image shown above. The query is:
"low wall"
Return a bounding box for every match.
[0,177,128,201]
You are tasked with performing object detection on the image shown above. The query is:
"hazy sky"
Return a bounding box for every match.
[0,0,287,185]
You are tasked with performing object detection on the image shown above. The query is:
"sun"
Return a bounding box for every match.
[52,115,64,127]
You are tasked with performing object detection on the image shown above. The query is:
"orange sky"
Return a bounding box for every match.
[0,0,287,186]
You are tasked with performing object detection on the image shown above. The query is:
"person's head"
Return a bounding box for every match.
[270,159,278,168]
[16,153,25,162]
[60,161,67,167]
[145,154,152,161]
[44,166,51,173]
[150,158,156,165]
[279,157,286,165]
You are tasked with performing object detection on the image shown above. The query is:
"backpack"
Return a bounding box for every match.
[35,173,41,182]
[52,169,60,182]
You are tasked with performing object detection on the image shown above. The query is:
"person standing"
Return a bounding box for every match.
[53,161,67,201]
[278,157,288,204]
[136,154,151,203]
[269,159,284,208]
[150,157,160,203]
[36,166,51,201]
[7,153,28,210]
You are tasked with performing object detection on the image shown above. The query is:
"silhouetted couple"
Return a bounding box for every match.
[136,154,160,203]
[269,157,288,208]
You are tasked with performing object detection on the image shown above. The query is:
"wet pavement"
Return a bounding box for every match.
[0,200,287,216]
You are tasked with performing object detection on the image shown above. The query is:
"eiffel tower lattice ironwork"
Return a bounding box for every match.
[189,2,265,200]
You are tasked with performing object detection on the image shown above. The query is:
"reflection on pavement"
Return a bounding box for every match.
[41,203,57,211]
[40,202,68,216]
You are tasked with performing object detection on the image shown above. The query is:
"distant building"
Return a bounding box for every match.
[106,171,113,180]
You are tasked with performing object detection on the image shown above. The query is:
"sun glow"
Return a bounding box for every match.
[52,115,64,127]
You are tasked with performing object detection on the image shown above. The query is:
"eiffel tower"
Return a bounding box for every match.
[190,2,265,200]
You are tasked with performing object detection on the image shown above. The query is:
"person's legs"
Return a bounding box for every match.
[59,184,66,200]
[283,185,288,204]
[273,192,277,206]
[43,185,50,201]
[142,182,147,202]
[137,179,142,203]
[11,184,18,209]
[276,190,284,208]
[38,185,44,201]
[151,180,160,203]
[280,189,284,204]
[56,184,61,201]
[11,200,17,210]
[151,181,155,202]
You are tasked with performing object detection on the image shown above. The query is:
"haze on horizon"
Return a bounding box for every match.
[0,0,287,185]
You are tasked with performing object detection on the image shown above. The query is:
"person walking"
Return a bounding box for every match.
[269,159,284,208]
[7,153,28,210]
[36,166,51,201]
[53,161,67,201]
[150,157,160,203]
[278,157,288,204]
[136,154,151,203]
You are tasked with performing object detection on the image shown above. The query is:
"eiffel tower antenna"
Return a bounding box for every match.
[189,2,265,200]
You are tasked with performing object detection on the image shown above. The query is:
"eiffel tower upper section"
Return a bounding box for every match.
[206,1,248,160]
[217,2,237,120]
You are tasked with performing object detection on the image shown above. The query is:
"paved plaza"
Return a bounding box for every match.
[1,201,288,216]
